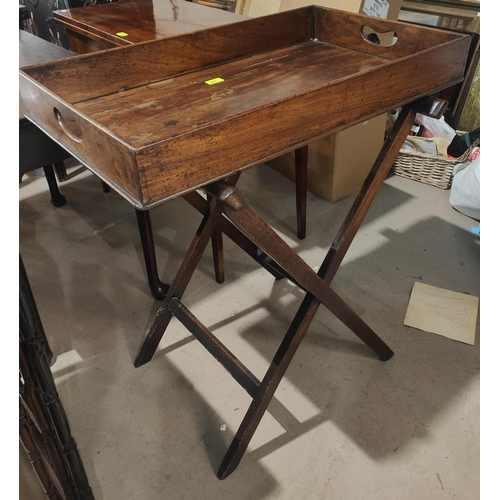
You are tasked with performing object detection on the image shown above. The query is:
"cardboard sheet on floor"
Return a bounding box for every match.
[404,282,479,345]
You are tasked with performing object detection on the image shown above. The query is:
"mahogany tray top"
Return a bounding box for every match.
[19,6,470,210]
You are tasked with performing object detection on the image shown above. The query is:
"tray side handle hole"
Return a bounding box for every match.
[54,107,84,143]
[361,26,398,47]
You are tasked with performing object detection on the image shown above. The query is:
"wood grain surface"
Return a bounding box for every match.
[54,0,244,49]
[20,6,470,209]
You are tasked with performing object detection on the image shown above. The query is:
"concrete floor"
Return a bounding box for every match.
[19,160,480,500]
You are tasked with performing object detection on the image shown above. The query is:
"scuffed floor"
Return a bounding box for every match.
[19,161,479,500]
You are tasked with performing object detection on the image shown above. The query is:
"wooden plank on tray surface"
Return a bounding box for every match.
[23,7,311,103]
[74,42,387,147]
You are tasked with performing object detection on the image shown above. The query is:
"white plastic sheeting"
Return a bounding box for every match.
[450,156,480,220]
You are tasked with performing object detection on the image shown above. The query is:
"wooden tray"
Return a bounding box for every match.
[19,6,470,209]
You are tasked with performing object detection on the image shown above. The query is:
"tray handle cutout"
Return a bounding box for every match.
[361,26,397,47]
[54,107,84,143]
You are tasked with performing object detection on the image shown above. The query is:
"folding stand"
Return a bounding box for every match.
[19,1,470,484]
[133,98,445,479]
[133,99,446,479]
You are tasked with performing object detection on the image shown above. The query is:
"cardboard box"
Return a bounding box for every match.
[268,115,387,202]
[254,0,402,202]
[242,0,282,17]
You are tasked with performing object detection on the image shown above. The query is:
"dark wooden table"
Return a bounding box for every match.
[54,0,245,53]
[20,6,470,481]
[19,30,76,206]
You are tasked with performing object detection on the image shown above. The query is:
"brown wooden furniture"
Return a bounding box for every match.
[19,119,68,208]
[19,30,75,206]
[19,15,225,300]
[53,0,309,244]
[20,255,94,500]
[50,0,288,299]
[20,6,470,479]
[19,28,281,300]
[53,0,245,53]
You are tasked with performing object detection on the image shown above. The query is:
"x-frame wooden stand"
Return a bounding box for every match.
[134,98,446,479]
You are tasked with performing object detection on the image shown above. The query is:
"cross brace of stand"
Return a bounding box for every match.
[134,97,446,479]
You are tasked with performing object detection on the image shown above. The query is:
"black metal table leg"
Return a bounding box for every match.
[42,165,66,207]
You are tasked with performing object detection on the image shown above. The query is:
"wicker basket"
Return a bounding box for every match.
[391,138,479,189]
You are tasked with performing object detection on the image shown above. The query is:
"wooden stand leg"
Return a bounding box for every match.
[322,107,420,279]
[206,182,394,361]
[134,200,225,367]
[207,193,225,284]
[215,106,418,479]
[135,209,170,301]
[135,201,226,300]
[211,228,225,284]
[295,146,308,240]
[182,191,286,281]
[134,99,445,479]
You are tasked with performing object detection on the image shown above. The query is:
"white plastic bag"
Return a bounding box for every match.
[450,156,480,220]
[415,114,457,147]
